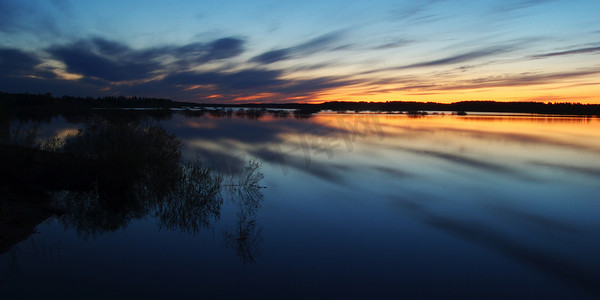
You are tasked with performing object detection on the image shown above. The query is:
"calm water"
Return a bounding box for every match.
[2,112,600,299]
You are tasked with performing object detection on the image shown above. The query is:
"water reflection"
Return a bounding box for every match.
[154,160,223,235]
[1,115,265,263]
[223,160,265,264]
[165,112,600,296]
[3,111,600,298]
[390,195,600,296]
[0,249,18,285]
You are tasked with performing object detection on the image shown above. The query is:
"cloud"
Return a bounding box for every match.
[203,37,245,61]
[146,68,358,103]
[220,69,283,90]
[404,45,514,69]
[48,43,158,81]
[250,49,290,64]
[273,76,361,96]
[390,0,446,25]
[494,0,560,13]
[531,46,600,59]
[44,36,246,82]
[0,34,355,102]
[0,75,105,97]
[0,36,251,100]
[392,0,444,19]
[0,47,105,98]
[170,37,245,64]
[359,44,516,76]
[353,66,600,99]
[429,69,600,91]
[529,161,600,178]
[164,69,283,90]
[294,31,344,52]
[5,31,596,103]
[0,48,41,76]
[250,30,346,64]
[372,39,413,50]
[90,37,132,57]
[4,28,594,104]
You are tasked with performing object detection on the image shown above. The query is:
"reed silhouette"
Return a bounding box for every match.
[1,114,265,262]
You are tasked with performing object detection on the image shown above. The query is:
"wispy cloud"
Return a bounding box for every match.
[494,0,560,13]
[45,36,245,81]
[1,32,364,102]
[1,1,598,104]
[48,43,158,82]
[164,69,283,90]
[531,46,600,59]
[360,44,516,75]
[413,69,600,92]
[0,48,42,76]
[404,46,514,69]
[250,30,346,64]
[371,39,413,50]
[390,0,447,24]
[250,49,290,64]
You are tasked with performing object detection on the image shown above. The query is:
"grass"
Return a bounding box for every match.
[1,115,265,246]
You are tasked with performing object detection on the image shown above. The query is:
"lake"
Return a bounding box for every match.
[1,111,599,299]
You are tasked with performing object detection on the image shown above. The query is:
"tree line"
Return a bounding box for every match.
[0,92,195,112]
[2,92,599,115]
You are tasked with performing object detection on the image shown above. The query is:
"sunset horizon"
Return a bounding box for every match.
[2,2,600,297]
[1,0,599,104]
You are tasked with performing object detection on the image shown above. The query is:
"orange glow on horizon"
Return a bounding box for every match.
[291,82,600,104]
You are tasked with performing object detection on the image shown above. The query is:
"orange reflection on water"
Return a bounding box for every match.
[55,128,80,139]
[303,113,600,177]
[184,120,217,129]
[311,113,600,147]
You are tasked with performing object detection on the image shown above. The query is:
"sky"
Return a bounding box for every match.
[1,0,599,104]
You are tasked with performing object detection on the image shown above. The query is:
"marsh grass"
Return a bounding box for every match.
[155,159,224,234]
[224,209,263,265]
[2,116,265,261]
[225,159,265,189]
[6,123,40,149]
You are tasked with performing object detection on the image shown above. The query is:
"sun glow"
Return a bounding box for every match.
[299,81,600,104]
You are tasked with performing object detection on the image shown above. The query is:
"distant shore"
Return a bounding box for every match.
[2,92,599,116]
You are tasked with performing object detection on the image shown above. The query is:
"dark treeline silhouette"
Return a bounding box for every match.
[2,91,600,115]
[0,92,195,113]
